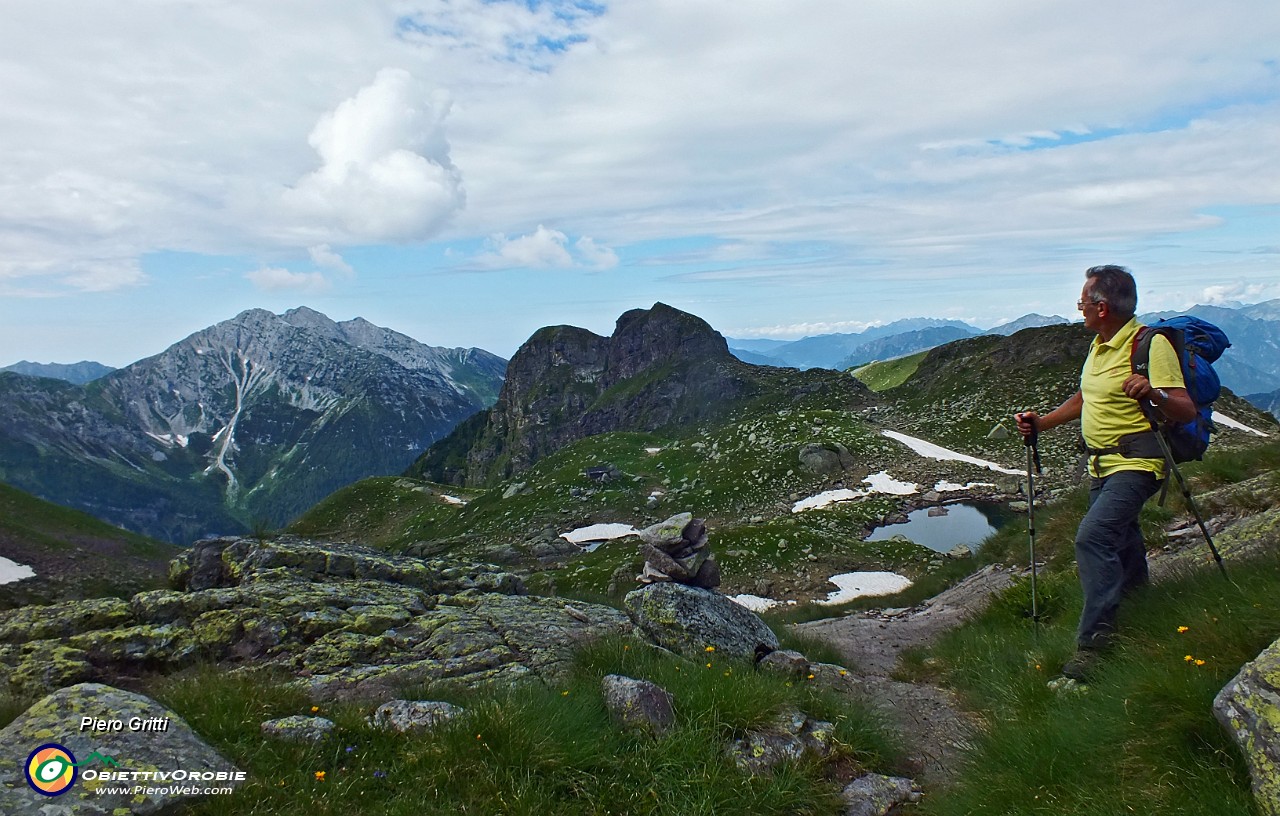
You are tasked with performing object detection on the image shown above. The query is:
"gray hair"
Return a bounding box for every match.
[1085,265,1137,319]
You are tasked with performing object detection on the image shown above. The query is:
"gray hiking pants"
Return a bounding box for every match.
[1075,470,1161,649]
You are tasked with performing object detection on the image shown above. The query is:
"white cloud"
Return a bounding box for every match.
[246,266,330,293]
[308,244,354,276]
[479,226,574,269]
[282,68,464,243]
[1200,281,1280,305]
[474,226,619,270]
[574,237,619,269]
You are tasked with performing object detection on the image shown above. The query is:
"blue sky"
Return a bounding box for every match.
[2,1,1280,366]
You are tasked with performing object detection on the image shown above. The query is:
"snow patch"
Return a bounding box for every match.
[882,430,1021,475]
[792,471,918,513]
[934,480,995,492]
[0,557,35,585]
[729,594,797,612]
[439,494,466,506]
[816,571,913,605]
[1213,411,1270,438]
[793,489,862,513]
[863,472,918,495]
[559,523,639,544]
[644,447,663,454]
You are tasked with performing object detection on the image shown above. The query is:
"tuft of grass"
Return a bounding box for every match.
[913,552,1280,816]
[141,637,904,816]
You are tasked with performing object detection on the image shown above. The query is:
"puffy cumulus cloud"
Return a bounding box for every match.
[245,266,331,293]
[574,237,619,269]
[282,68,464,243]
[474,226,618,270]
[1200,281,1280,305]
[308,244,354,276]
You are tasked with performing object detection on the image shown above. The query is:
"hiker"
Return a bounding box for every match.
[1014,265,1196,682]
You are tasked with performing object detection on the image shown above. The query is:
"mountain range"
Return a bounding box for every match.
[0,307,506,543]
[726,314,1071,370]
[726,301,1280,416]
[0,360,115,384]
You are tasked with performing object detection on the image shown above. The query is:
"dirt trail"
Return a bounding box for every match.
[797,564,1024,786]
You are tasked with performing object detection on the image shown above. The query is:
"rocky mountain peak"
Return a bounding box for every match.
[0,308,507,542]
[412,303,867,487]
[282,305,341,333]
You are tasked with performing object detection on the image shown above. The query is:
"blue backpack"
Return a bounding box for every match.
[1130,316,1231,462]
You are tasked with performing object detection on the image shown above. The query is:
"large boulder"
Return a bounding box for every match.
[0,683,243,815]
[1214,635,1280,815]
[798,442,855,476]
[623,582,779,660]
[601,675,675,736]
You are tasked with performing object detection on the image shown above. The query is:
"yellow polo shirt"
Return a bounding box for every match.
[1081,318,1184,478]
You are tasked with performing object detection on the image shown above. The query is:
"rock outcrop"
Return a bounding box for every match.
[0,536,633,701]
[0,683,243,815]
[1214,634,1280,816]
[623,582,779,660]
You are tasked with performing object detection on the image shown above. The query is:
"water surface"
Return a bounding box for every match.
[865,502,1016,553]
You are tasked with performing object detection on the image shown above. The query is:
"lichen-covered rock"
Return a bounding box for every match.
[0,683,243,815]
[842,773,922,816]
[727,708,836,774]
[7,642,94,693]
[1214,635,1280,815]
[601,675,675,735]
[623,582,778,660]
[261,715,336,743]
[67,624,201,666]
[758,649,810,677]
[0,597,133,643]
[0,536,630,703]
[297,594,635,701]
[638,513,693,547]
[170,536,527,597]
[369,700,464,733]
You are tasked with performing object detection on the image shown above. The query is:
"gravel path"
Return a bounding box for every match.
[797,564,1024,786]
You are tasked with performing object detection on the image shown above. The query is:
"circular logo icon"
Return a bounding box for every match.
[25,743,77,797]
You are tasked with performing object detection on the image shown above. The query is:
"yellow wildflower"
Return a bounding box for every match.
[1184,655,1194,662]
[314,771,325,782]
[1177,626,1189,633]
[807,674,815,680]
[1194,659,1206,666]
[310,706,320,713]
[705,646,716,653]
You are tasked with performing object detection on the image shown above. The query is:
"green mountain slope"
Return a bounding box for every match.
[0,481,180,608]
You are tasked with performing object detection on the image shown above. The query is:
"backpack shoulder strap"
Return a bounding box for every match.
[1130,325,1184,378]
[1130,326,1154,377]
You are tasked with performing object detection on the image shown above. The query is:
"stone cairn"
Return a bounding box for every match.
[636,513,720,588]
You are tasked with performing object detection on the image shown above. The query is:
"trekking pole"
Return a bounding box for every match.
[1020,415,1043,640]
[1151,430,1231,582]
